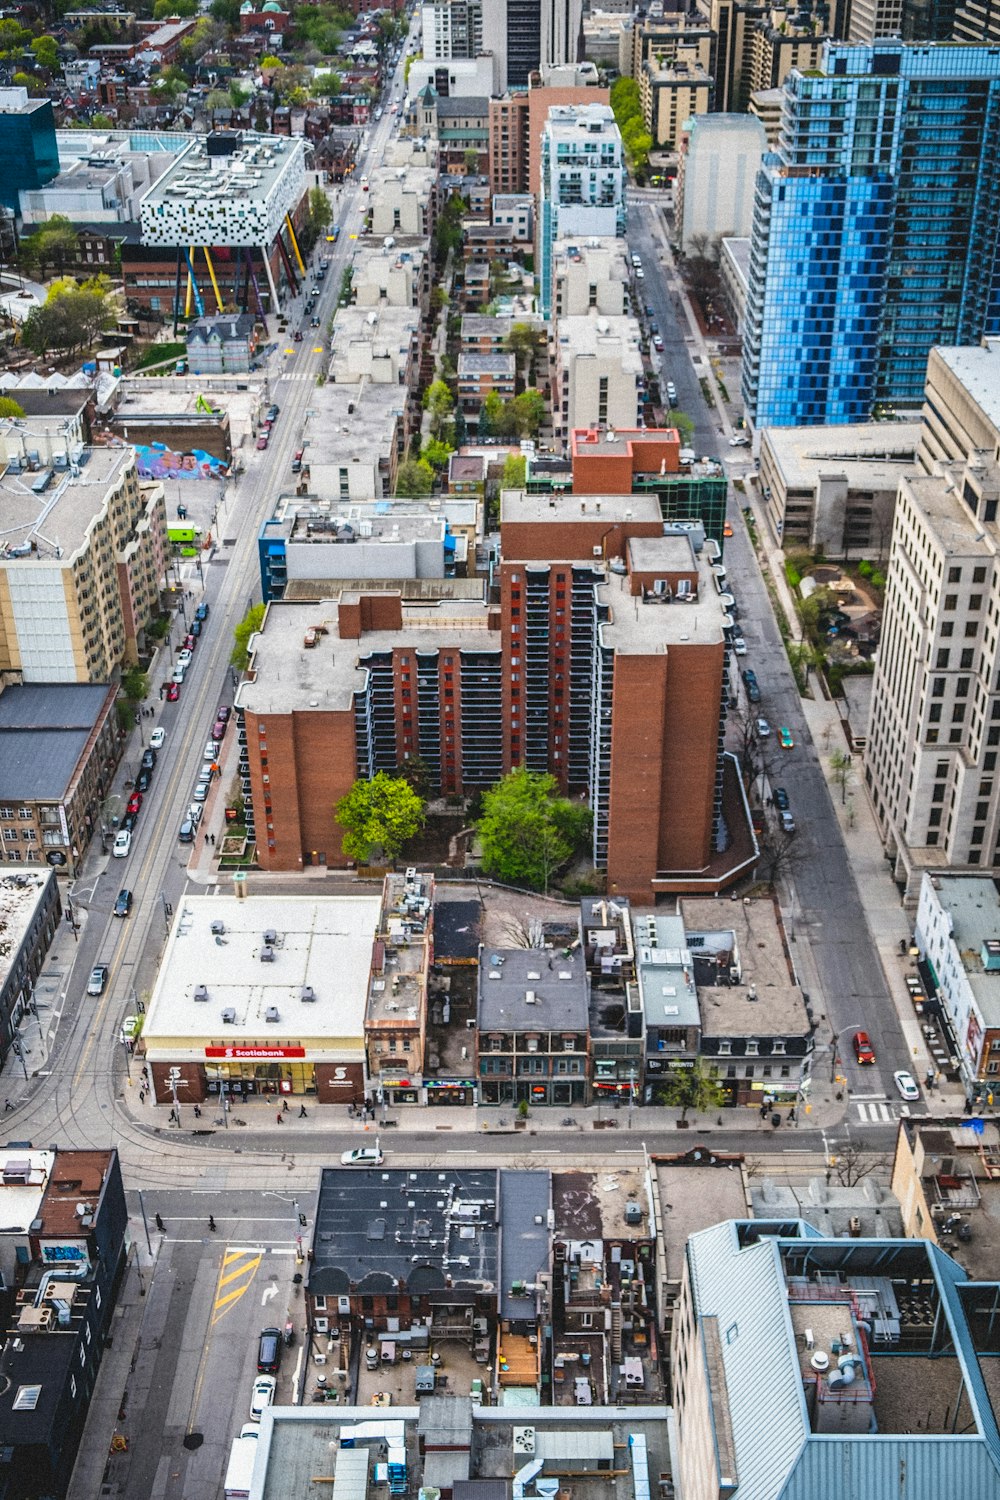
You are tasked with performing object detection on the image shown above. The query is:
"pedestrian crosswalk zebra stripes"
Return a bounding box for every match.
[854,1098,898,1124]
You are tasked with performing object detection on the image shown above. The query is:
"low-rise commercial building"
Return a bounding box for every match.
[0,871,61,1076]
[0,684,121,876]
[914,874,1000,1103]
[298,381,408,501]
[365,871,432,1107]
[368,140,438,238]
[476,945,591,1106]
[139,893,381,1108]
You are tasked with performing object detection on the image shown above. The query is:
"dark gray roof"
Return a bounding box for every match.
[500,1168,550,1320]
[0,390,91,418]
[437,96,488,116]
[188,313,256,344]
[308,1167,500,1299]
[433,900,481,962]
[477,948,589,1033]
[0,685,113,800]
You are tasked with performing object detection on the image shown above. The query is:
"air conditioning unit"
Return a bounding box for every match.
[211,920,225,935]
[194,984,209,1002]
[221,1007,236,1024]
[264,929,278,945]
[261,947,275,963]
[265,1006,280,1023]
[301,986,316,1002]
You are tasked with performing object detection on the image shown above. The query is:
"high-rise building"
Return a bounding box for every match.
[423,0,583,89]
[743,43,1000,431]
[0,87,58,213]
[537,103,626,318]
[864,341,1000,900]
[677,112,766,257]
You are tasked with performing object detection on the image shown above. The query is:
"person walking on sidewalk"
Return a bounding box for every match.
[299,1104,308,1119]
[282,1099,289,1113]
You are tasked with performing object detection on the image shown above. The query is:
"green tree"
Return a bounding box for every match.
[335,771,426,864]
[205,87,230,121]
[0,398,25,419]
[229,80,249,109]
[230,602,265,671]
[30,34,59,69]
[421,437,453,470]
[211,0,241,22]
[396,457,434,496]
[122,666,149,702]
[22,283,113,357]
[505,321,545,383]
[829,749,855,806]
[510,389,546,438]
[476,767,591,892]
[0,18,30,54]
[666,407,694,443]
[423,377,455,437]
[153,0,195,15]
[656,1059,726,1121]
[610,76,641,129]
[501,453,526,489]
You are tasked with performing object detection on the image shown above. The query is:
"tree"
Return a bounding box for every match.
[211,0,241,22]
[505,321,545,384]
[396,754,432,799]
[230,602,265,671]
[0,398,25,419]
[666,408,695,443]
[656,1059,726,1121]
[22,282,113,357]
[396,457,434,496]
[501,453,526,490]
[30,34,59,69]
[757,824,800,885]
[229,80,249,109]
[154,0,195,14]
[335,771,425,864]
[610,76,641,131]
[423,378,455,437]
[731,703,762,786]
[510,389,546,438]
[205,87,230,122]
[829,1139,887,1189]
[122,667,149,702]
[829,749,855,806]
[476,767,591,892]
[421,437,453,470]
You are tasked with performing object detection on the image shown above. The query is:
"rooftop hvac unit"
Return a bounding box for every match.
[263,929,278,945]
[265,1006,280,1023]
[194,984,209,1003]
[261,946,275,963]
[221,1007,237,1024]
[211,920,225,935]
[301,986,316,1002]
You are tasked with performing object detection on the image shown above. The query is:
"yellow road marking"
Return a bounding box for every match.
[211,1248,263,1326]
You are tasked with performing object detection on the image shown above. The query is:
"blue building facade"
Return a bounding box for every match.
[0,90,59,213]
[743,43,1000,429]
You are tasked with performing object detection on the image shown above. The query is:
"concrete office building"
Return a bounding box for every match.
[0,441,165,683]
[551,314,644,440]
[677,113,765,259]
[743,43,1000,430]
[538,103,626,319]
[551,237,629,319]
[0,88,58,214]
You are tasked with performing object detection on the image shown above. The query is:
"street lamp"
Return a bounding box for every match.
[830,1022,865,1084]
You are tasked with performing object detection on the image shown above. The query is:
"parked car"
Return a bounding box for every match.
[113,888,133,918]
[195,603,209,622]
[191,619,202,638]
[171,663,187,683]
[120,1015,140,1040]
[773,786,790,810]
[732,636,747,656]
[204,740,220,760]
[87,964,109,996]
[757,718,771,738]
[183,634,196,651]
[780,809,796,834]
[178,819,195,843]
[894,1070,920,1102]
[121,812,138,834]
[137,768,152,792]
[853,1030,876,1065]
[729,433,751,447]
[267,403,280,424]
[141,748,157,771]
[127,792,142,816]
[167,682,180,701]
[177,648,193,667]
[217,705,232,722]
[212,719,227,742]
[779,726,794,750]
[192,781,210,802]
[743,673,761,704]
[652,334,664,352]
[113,830,131,858]
[723,521,734,538]
[150,727,166,749]
[666,381,678,404]
[257,1328,282,1374]
[249,1377,276,1423]
[187,803,204,826]
[341,1147,384,1166]
[256,434,269,450]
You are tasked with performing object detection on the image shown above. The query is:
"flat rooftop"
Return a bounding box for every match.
[478,946,589,1033]
[653,1152,750,1288]
[0,872,54,994]
[921,875,1000,1028]
[599,552,727,654]
[40,1150,115,1239]
[761,421,921,489]
[933,341,1000,437]
[457,354,516,375]
[367,871,432,1025]
[557,314,643,372]
[461,314,513,341]
[142,894,380,1046]
[501,490,663,526]
[634,911,700,1029]
[301,381,404,469]
[238,597,497,716]
[0,1150,54,1233]
[682,897,807,1038]
[140,131,301,210]
[0,447,132,559]
[551,1166,649,1242]
[905,467,999,560]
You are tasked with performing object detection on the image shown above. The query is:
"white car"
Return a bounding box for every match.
[187,802,204,826]
[757,718,771,738]
[112,829,131,858]
[733,637,747,656]
[120,1015,140,1041]
[341,1147,384,1167]
[192,781,210,802]
[894,1070,920,1102]
[150,727,166,749]
[177,649,193,666]
[729,434,751,447]
[199,760,215,783]
[249,1376,276,1422]
[171,664,186,684]
[203,740,220,760]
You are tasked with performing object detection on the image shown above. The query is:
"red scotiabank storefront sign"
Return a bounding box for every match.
[204,1046,307,1059]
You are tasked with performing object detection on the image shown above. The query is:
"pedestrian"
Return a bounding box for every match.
[211,833,216,847]
[299,1104,307,1118]
[139,1089,145,1105]
[193,1103,202,1117]
[3,1099,11,1113]
[282,1099,289,1113]
[155,1213,164,1232]
[276,1110,283,1124]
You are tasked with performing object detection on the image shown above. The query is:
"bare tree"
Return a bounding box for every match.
[830,750,855,806]
[731,703,763,785]
[829,1140,889,1189]
[498,914,546,949]
[757,825,802,885]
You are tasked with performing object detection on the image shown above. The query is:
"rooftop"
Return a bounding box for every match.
[551,1165,649,1243]
[457,354,516,376]
[683,897,807,1038]
[238,597,497,716]
[142,894,380,1047]
[39,1149,116,1240]
[367,871,432,1026]
[904,467,999,559]
[556,314,643,372]
[0,872,55,994]
[139,130,304,221]
[500,490,663,527]
[599,548,728,656]
[301,382,405,471]
[634,911,700,1030]
[432,900,481,963]
[308,1166,500,1296]
[0,1149,54,1233]
[921,875,1000,1028]
[652,1150,750,1290]
[499,1167,550,1320]
[932,340,1000,437]
[477,947,589,1034]
[461,314,513,341]
[552,235,630,275]
[0,447,133,560]
[761,421,921,490]
[0,684,115,802]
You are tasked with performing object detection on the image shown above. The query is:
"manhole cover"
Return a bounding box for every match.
[183,1433,204,1450]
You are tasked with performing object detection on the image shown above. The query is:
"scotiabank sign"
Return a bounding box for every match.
[205,1046,307,1059]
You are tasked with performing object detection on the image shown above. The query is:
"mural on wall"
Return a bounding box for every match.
[134,443,231,480]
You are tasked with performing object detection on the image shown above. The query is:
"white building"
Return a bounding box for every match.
[328,306,419,387]
[492,193,533,243]
[552,312,643,438]
[914,873,1000,1101]
[368,143,437,239]
[677,113,766,258]
[406,55,498,100]
[351,243,428,312]
[538,103,626,318]
[551,235,628,319]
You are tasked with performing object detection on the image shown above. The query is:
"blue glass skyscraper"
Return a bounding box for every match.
[742,43,1000,429]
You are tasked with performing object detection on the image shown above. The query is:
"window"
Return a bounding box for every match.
[746,1040,759,1056]
[944,596,958,611]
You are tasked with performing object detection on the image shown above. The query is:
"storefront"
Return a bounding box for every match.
[424,1078,477,1105]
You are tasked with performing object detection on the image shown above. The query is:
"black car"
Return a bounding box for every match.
[773,786,790,811]
[266,403,280,424]
[121,812,138,834]
[137,768,152,792]
[113,888,133,918]
[257,1327,282,1374]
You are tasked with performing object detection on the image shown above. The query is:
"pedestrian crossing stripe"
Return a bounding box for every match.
[211,1247,263,1325]
[855,1100,897,1123]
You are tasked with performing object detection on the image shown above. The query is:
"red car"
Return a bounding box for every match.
[167,682,180,701]
[853,1030,876,1065]
[127,791,143,816]
[184,634,196,651]
[217,705,232,722]
[256,433,269,450]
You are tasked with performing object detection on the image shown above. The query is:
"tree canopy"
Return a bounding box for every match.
[230,602,265,670]
[21,279,114,357]
[656,1059,726,1120]
[476,768,591,892]
[0,398,25,420]
[396,457,434,496]
[335,772,426,864]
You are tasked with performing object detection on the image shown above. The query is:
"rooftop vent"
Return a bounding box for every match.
[221,1007,236,1024]
[263,929,278,945]
[211,920,225,935]
[194,984,209,1002]
[301,986,316,1002]
[265,1006,280,1023]
[261,946,275,963]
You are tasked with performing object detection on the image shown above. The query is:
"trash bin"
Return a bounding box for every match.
[771,1112,782,1128]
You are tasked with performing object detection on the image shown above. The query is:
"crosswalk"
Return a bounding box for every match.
[854,1097,898,1124]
